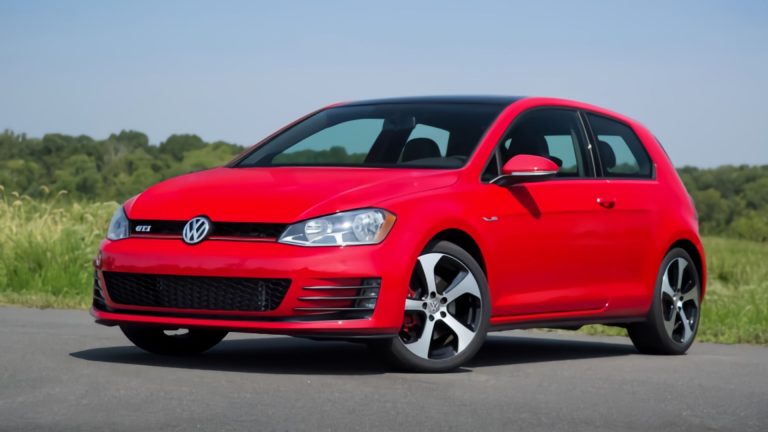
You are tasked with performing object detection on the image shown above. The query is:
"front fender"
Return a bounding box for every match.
[378,187,499,299]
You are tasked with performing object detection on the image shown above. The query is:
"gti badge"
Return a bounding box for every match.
[182,216,211,245]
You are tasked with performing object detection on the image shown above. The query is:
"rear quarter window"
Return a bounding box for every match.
[587,113,653,179]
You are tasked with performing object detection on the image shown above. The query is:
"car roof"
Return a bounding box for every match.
[340,95,526,107]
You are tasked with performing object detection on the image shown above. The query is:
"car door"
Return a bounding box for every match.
[583,112,660,312]
[477,108,614,316]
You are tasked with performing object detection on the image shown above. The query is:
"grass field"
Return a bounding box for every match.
[1,193,766,344]
[0,191,117,309]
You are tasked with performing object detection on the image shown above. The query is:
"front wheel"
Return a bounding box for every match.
[120,325,228,355]
[380,241,490,372]
[628,248,702,354]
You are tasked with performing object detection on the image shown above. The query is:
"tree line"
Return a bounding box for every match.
[679,166,768,242]
[0,129,243,201]
[2,129,767,241]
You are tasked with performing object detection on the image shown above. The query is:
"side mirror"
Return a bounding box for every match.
[492,155,559,185]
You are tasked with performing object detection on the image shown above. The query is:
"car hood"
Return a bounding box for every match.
[125,167,458,222]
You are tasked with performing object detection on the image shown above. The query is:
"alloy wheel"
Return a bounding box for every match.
[400,253,483,360]
[659,257,700,344]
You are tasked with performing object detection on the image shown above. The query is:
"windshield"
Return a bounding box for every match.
[235,103,506,169]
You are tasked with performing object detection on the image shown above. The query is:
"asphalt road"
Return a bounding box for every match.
[1,307,766,432]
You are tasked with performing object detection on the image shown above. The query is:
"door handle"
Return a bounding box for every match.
[597,197,616,209]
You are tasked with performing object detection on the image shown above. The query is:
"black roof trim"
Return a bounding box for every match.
[339,95,526,107]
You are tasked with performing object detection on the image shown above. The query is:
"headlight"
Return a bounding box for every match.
[278,208,396,246]
[107,207,130,241]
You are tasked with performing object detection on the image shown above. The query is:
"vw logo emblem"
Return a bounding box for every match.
[427,299,440,314]
[182,216,211,245]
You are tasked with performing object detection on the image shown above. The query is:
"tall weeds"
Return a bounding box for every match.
[0,186,117,307]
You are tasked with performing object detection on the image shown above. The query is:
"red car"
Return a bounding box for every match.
[92,96,706,372]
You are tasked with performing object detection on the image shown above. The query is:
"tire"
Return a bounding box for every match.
[628,248,702,355]
[378,240,490,372]
[120,325,227,355]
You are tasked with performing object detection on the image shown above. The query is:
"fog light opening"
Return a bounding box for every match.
[356,278,381,309]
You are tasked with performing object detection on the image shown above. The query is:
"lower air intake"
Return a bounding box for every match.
[102,272,290,312]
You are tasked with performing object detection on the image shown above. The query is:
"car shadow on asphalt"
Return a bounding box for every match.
[70,332,637,375]
[469,334,637,368]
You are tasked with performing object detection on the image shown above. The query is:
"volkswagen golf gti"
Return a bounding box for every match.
[91,96,706,372]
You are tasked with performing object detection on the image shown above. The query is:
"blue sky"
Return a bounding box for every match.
[1,0,766,167]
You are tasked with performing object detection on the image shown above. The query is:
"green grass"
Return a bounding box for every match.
[0,190,117,308]
[1,191,766,344]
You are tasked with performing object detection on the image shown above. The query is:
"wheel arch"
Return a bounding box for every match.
[668,238,707,298]
[427,228,487,276]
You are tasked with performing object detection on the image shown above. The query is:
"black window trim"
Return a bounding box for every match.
[580,110,657,181]
[480,106,598,183]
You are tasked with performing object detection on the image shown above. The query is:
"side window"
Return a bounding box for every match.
[587,114,652,178]
[492,109,592,178]
[545,135,582,175]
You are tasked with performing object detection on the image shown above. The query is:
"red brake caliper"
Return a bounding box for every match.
[402,287,420,339]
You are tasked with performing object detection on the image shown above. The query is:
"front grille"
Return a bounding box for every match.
[210,222,286,238]
[129,220,286,240]
[102,272,290,312]
[129,220,186,236]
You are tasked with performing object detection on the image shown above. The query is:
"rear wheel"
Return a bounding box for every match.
[628,248,701,354]
[120,325,227,355]
[380,241,489,372]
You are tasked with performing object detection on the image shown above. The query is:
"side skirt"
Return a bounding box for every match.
[489,316,645,332]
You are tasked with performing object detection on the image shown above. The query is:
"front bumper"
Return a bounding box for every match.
[91,237,416,335]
